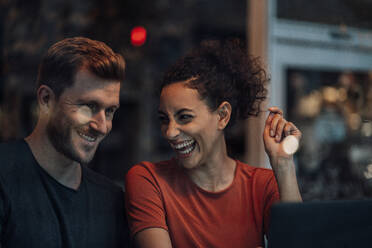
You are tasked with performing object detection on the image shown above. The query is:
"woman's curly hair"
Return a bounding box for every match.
[161,38,269,128]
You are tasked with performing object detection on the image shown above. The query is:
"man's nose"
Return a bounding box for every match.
[89,110,109,135]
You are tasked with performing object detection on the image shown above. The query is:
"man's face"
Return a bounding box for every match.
[46,70,120,164]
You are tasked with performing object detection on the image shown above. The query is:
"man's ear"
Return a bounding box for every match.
[217,101,232,130]
[37,85,56,114]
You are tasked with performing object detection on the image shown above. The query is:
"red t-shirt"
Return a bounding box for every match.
[125,159,279,248]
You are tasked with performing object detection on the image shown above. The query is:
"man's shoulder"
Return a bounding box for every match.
[83,166,123,194]
[0,140,39,197]
[0,140,30,171]
[0,140,25,158]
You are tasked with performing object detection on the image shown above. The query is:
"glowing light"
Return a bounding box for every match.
[298,90,322,118]
[349,113,361,130]
[130,26,147,47]
[361,122,372,137]
[364,164,372,179]
[76,106,92,124]
[338,88,347,102]
[282,135,299,155]
[322,86,338,103]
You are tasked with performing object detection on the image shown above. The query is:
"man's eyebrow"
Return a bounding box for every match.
[111,103,120,109]
[77,100,120,109]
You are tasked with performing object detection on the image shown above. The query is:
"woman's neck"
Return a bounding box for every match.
[186,143,237,192]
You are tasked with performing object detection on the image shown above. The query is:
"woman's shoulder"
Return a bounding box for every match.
[126,159,178,180]
[236,159,275,179]
[125,159,182,195]
[235,160,278,194]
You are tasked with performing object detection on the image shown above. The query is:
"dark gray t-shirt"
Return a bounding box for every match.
[0,140,129,248]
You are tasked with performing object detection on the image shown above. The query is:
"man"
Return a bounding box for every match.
[0,37,129,247]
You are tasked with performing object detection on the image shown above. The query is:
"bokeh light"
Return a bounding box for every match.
[130,26,147,47]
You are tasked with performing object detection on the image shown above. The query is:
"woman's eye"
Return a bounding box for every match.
[180,115,193,122]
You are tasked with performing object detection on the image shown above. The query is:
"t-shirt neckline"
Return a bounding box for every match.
[179,158,240,195]
[22,139,84,193]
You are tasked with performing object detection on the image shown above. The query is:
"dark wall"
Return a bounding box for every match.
[0,0,247,184]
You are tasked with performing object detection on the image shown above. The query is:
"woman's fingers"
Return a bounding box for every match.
[269,113,286,142]
[284,122,293,137]
[266,107,301,142]
[267,106,283,115]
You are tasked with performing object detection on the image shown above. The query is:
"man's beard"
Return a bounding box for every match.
[46,113,96,165]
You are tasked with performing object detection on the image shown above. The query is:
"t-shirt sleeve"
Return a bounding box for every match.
[125,163,168,238]
[263,173,280,235]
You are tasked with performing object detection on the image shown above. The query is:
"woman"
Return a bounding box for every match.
[125,39,302,248]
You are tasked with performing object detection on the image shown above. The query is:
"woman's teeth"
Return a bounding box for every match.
[179,145,195,155]
[173,139,194,149]
[171,140,196,155]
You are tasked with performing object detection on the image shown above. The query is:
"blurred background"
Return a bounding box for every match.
[1,0,372,200]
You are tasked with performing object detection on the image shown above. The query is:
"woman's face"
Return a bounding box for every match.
[158,81,224,169]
